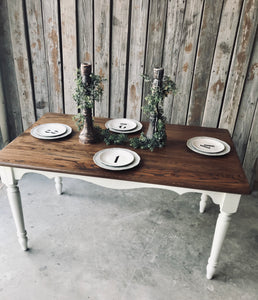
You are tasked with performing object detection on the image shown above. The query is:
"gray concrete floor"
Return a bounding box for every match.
[0,173,258,300]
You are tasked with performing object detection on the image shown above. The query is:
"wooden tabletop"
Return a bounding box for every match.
[0,113,250,194]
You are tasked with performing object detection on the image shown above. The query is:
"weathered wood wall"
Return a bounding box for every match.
[0,0,257,187]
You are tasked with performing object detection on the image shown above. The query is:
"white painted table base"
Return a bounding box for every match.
[0,166,241,280]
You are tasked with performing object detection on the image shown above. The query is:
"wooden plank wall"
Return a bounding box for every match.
[0,0,257,187]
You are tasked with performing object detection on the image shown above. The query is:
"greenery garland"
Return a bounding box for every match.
[130,118,167,151]
[72,70,105,130]
[129,74,176,151]
[72,69,176,151]
[101,129,128,145]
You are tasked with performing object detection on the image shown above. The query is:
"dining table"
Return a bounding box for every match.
[0,113,250,279]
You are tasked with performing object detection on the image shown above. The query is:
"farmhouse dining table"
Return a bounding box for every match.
[0,113,250,279]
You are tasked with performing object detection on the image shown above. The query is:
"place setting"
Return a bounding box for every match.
[186,136,231,156]
[93,147,140,171]
[105,118,142,134]
[30,123,72,140]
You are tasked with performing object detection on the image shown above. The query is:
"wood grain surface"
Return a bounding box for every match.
[187,0,224,126]
[41,0,63,113]
[126,0,149,121]
[94,0,110,117]
[110,0,130,118]
[26,0,49,119]
[219,0,258,134]
[202,0,243,128]
[60,0,77,114]
[0,113,250,194]
[170,0,204,125]
[7,0,35,129]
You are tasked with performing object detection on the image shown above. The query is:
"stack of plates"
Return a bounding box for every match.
[105,118,142,134]
[93,148,141,170]
[187,136,230,156]
[31,123,72,140]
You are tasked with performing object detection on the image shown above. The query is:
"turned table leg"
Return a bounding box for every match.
[206,193,241,279]
[206,211,231,279]
[1,167,28,250]
[7,183,28,250]
[55,177,63,195]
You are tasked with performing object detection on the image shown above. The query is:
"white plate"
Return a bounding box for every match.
[105,119,142,134]
[187,137,230,156]
[35,123,67,137]
[108,118,137,131]
[94,148,140,171]
[99,148,134,167]
[31,124,72,140]
[191,137,225,153]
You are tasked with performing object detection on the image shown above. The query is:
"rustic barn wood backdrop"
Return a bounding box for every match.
[0,0,257,187]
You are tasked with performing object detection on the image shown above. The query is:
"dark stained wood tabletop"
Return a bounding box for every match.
[0,113,250,194]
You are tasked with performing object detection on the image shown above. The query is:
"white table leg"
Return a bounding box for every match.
[0,167,28,250]
[200,193,208,213]
[206,193,241,279]
[55,177,63,195]
[206,211,231,279]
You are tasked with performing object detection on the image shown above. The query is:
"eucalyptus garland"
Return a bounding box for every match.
[101,129,128,145]
[77,124,127,145]
[72,68,129,145]
[129,73,176,151]
[73,70,105,130]
[72,68,176,150]
[130,118,167,151]
[141,74,176,117]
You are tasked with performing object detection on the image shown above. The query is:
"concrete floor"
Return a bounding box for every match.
[0,173,258,300]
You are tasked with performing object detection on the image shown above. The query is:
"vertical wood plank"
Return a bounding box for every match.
[243,102,258,186]
[0,0,23,139]
[233,31,258,162]
[77,0,94,64]
[202,0,243,128]
[0,71,9,147]
[0,132,3,150]
[163,0,186,123]
[26,0,50,119]
[170,0,204,125]
[94,0,111,117]
[219,0,258,134]
[142,0,167,121]
[126,0,149,120]
[110,0,130,118]
[60,0,77,114]
[42,0,63,113]
[187,0,224,126]
[7,0,36,129]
